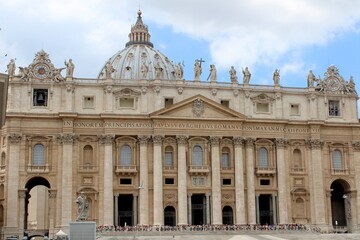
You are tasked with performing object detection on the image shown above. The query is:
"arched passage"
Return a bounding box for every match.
[222,206,233,225]
[330,179,350,231]
[164,206,176,226]
[24,177,51,234]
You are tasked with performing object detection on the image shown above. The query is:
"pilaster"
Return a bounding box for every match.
[352,141,360,228]
[245,137,256,224]
[138,135,150,225]
[233,137,246,224]
[98,134,115,225]
[176,135,188,225]
[210,136,221,224]
[153,135,164,225]
[275,138,288,223]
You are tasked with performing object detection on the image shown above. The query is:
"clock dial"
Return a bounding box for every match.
[34,64,50,79]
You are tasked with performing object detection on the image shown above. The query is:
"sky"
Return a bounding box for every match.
[0,0,360,89]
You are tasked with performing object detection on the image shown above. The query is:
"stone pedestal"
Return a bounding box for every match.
[69,221,96,240]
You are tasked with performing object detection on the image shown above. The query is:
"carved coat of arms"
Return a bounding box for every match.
[192,99,204,117]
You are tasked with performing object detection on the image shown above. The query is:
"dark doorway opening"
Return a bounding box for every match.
[222,206,233,225]
[331,180,347,227]
[191,194,206,225]
[164,206,176,226]
[259,194,274,225]
[118,194,134,226]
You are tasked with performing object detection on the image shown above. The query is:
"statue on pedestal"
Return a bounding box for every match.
[76,192,89,221]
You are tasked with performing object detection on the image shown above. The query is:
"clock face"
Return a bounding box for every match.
[327,78,340,91]
[34,64,50,79]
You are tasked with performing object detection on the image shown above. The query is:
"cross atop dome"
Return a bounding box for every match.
[125,9,154,47]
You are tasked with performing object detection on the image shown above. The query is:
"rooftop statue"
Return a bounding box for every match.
[65,59,75,78]
[105,59,115,79]
[242,67,251,84]
[175,62,184,80]
[307,70,316,87]
[194,60,202,81]
[209,64,217,82]
[141,61,149,79]
[7,59,16,78]
[273,69,280,85]
[229,66,238,83]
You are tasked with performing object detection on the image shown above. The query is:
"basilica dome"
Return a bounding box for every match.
[98,10,177,80]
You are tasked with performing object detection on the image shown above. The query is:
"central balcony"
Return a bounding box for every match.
[115,165,138,176]
[188,165,210,176]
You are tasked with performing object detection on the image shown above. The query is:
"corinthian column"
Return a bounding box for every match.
[57,133,78,227]
[245,138,256,224]
[138,135,150,225]
[307,139,326,226]
[210,136,222,224]
[276,138,288,223]
[233,137,245,224]
[177,135,188,225]
[99,134,115,225]
[153,135,164,225]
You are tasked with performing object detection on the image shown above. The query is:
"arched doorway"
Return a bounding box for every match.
[222,206,233,225]
[330,179,350,232]
[24,177,51,237]
[164,206,176,226]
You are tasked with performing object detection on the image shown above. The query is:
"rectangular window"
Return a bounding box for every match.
[329,100,340,116]
[165,178,174,185]
[119,98,134,108]
[83,96,95,109]
[260,179,270,186]
[290,104,300,115]
[120,178,132,185]
[33,89,48,107]
[256,102,269,113]
[164,98,174,108]
[220,100,229,107]
[222,178,231,185]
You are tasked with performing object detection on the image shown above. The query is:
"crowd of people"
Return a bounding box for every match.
[96,223,322,234]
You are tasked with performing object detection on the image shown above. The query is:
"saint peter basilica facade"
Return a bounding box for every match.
[0,10,360,238]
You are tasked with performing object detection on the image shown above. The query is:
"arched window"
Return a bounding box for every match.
[83,145,93,165]
[332,150,343,170]
[164,146,174,167]
[33,144,45,165]
[258,147,268,167]
[120,145,132,166]
[222,147,230,168]
[293,149,302,169]
[192,145,203,166]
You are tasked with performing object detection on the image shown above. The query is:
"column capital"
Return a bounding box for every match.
[245,137,255,147]
[209,136,221,146]
[187,193,193,198]
[49,190,57,198]
[8,133,22,143]
[176,135,188,145]
[138,135,150,145]
[233,136,244,146]
[352,141,360,151]
[98,134,115,145]
[152,135,164,145]
[275,138,288,148]
[57,133,78,144]
[306,139,323,149]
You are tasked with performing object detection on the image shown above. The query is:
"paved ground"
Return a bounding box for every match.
[96,232,360,240]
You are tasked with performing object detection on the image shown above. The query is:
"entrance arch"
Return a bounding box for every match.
[164,206,176,226]
[24,177,51,237]
[222,206,233,225]
[330,179,350,231]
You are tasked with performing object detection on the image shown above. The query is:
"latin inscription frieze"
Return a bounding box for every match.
[68,120,313,133]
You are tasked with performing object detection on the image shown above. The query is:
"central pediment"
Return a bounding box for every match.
[150,94,246,120]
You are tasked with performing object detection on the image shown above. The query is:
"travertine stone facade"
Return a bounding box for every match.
[0,10,360,239]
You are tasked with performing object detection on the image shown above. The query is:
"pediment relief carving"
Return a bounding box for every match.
[150,94,246,120]
[113,88,141,96]
[251,93,275,102]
